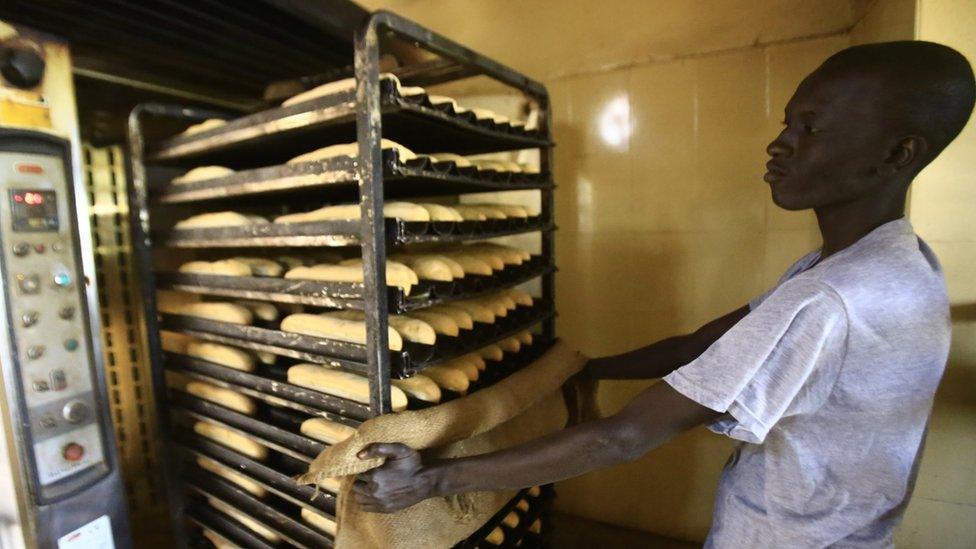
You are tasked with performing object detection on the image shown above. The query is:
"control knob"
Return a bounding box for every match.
[0,43,45,89]
[62,400,89,424]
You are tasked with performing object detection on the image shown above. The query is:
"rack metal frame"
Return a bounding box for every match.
[127,10,555,548]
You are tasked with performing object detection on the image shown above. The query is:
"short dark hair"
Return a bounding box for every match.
[821,41,975,160]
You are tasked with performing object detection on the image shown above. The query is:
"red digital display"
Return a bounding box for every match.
[13,192,45,205]
[9,189,58,231]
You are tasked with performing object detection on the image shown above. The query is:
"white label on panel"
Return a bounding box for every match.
[57,515,114,549]
[33,423,104,485]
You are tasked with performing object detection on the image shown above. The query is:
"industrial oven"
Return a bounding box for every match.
[1,3,556,548]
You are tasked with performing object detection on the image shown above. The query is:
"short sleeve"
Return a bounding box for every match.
[664,278,847,443]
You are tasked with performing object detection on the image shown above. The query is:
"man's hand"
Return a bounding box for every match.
[352,443,437,513]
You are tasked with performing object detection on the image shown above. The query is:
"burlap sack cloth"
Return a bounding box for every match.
[297,341,593,548]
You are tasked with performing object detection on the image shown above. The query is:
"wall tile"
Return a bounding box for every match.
[564,69,632,156]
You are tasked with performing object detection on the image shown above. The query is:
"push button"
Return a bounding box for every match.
[33,243,45,254]
[21,311,38,327]
[49,369,66,390]
[63,338,78,351]
[32,380,49,392]
[26,345,44,360]
[58,306,75,320]
[62,400,89,424]
[62,443,84,462]
[12,242,30,256]
[52,272,71,288]
[17,273,40,294]
[52,241,64,253]
[39,414,57,429]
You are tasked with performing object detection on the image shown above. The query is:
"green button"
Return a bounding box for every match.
[64,339,78,351]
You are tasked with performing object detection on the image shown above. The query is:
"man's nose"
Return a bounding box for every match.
[766,131,793,158]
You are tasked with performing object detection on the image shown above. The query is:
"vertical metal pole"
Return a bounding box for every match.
[125,105,187,549]
[538,94,556,342]
[355,18,393,416]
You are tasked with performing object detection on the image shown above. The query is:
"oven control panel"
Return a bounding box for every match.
[0,141,109,500]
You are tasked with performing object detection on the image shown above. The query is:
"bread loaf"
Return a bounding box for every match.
[174,211,267,229]
[462,352,486,371]
[425,305,474,330]
[498,337,522,354]
[235,300,279,322]
[477,344,504,362]
[392,255,456,281]
[504,288,534,307]
[274,201,429,224]
[301,508,338,536]
[287,138,417,165]
[194,421,268,460]
[527,486,541,497]
[485,527,505,545]
[447,301,495,324]
[172,165,234,185]
[318,477,341,494]
[516,499,530,512]
[196,456,266,497]
[502,511,520,528]
[436,254,492,275]
[530,519,542,534]
[443,357,478,381]
[422,364,470,394]
[452,204,507,220]
[276,255,305,269]
[467,243,526,265]
[516,330,534,346]
[230,257,284,277]
[280,313,403,350]
[178,259,252,277]
[405,310,459,336]
[300,418,356,444]
[201,529,234,549]
[186,381,257,415]
[416,203,464,222]
[287,364,408,411]
[391,374,442,403]
[429,152,472,167]
[472,203,530,218]
[175,302,253,325]
[282,73,423,107]
[186,341,255,372]
[181,118,226,135]
[207,497,281,543]
[320,310,436,345]
[285,262,418,296]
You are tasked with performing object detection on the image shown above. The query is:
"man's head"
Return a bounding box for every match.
[765,41,975,211]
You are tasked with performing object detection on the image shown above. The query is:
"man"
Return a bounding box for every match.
[352,41,974,547]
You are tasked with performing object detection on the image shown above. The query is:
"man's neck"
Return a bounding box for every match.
[814,191,906,259]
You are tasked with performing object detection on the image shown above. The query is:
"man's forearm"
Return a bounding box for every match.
[423,382,718,496]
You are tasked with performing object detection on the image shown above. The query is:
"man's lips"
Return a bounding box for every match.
[764,160,788,183]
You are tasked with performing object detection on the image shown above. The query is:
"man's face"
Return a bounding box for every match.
[764,68,896,210]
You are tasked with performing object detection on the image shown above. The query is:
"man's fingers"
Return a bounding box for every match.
[358,442,415,461]
[351,479,372,496]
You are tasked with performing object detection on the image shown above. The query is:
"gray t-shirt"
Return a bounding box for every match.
[664,218,950,548]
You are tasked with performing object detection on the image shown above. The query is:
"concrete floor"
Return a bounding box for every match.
[551,512,698,548]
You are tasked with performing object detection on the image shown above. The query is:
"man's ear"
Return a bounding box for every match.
[880,135,927,175]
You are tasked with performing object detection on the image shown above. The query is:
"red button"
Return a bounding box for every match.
[16,163,44,174]
[33,243,45,254]
[63,442,84,462]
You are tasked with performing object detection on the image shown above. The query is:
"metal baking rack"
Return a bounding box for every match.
[153,149,552,205]
[127,10,556,548]
[154,255,552,312]
[454,485,556,548]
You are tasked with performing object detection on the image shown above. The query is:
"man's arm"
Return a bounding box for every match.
[585,305,749,380]
[352,382,719,513]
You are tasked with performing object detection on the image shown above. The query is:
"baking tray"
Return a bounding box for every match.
[153,148,552,205]
[179,431,336,517]
[154,255,552,312]
[160,301,553,378]
[148,78,551,167]
[165,351,369,423]
[186,501,278,549]
[184,469,333,549]
[457,485,555,549]
[155,215,552,248]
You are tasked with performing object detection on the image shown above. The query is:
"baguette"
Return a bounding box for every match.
[194,421,268,460]
[391,255,457,281]
[175,302,253,325]
[392,374,442,403]
[178,259,251,277]
[462,352,487,371]
[185,341,255,372]
[318,477,342,494]
[172,165,233,185]
[503,288,534,307]
[529,519,542,534]
[181,118,226,135]
[322,310,437,346]
[186,381,257,415]
[201,529,235,549]
[447,300,495,324]
[285,262,418,296]
[516,330,534,346]
[428,152,472,167]
[235,299,279,322]
[196,456,266,497]
[443,357,478,381]
[463,297,507,318]
[436,254,492,275]
[424,305,474,330]
[477,344,505,362]
[498,337,522,354]
[422,365,470,394]
[281,313,403,350]
[287,138,417,164]
[174,211,266,229]
[230,257,284,277]
[485,527,505,545]
[274,201,428,223]
[301,508,337,536]
[207,497,281,543]
[287,364,407,411]
[405,310,459,336]
[516,499,530,512]
[527,486,541,497]
[416,203,464,222]
[300,418,356,444]
[502,511,520,528]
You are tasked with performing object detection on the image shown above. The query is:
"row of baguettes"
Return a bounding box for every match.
[172,139,540,186]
